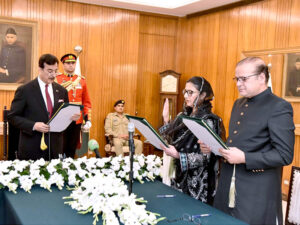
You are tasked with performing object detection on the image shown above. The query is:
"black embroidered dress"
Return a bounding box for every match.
[160,105,225,204]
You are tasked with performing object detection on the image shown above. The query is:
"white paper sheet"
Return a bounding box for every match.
[49,105,81,132]
[182,118,226,156]
[128,118,166,150]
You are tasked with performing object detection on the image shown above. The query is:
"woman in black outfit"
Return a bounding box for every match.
[160,76,225,205]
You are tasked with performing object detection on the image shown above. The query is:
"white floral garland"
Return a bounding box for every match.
[0,154,163,225]
[0,154,162,194]
[64,173,165,225]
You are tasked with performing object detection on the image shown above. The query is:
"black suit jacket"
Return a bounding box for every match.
[8,78,69,160]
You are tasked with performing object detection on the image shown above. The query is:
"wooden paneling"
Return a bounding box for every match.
[176,0,300,196]
[136,15,177,131]
[0,0,140,157]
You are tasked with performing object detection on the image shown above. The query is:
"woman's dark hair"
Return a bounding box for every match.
[186,76,214,102]
[163,76,215,142]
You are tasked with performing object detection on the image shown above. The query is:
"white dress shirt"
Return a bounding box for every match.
[37,76,54,109]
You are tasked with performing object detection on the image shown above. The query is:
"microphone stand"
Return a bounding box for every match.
[128,134,135,195]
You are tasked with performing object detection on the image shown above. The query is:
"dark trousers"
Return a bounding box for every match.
[63,122,81,158]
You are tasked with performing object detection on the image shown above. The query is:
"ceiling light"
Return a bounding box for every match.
[112,0,201,9]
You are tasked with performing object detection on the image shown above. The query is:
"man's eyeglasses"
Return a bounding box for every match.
[167,213,202,225]
[182,89,199,97]
[44,69,58,75]
[233,73,259,83]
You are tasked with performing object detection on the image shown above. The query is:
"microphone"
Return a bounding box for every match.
[128,122,135,153]
[128,122,135,195]
[88,139,101,158]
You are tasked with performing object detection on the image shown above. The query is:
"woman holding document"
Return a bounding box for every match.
[160,76,225,205]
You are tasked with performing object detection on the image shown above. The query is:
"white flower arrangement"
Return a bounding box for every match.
[0,154,162,194]
[64,173,165,225]
[0,155,164,225]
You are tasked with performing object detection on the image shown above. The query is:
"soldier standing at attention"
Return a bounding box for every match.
[56,53,92,158]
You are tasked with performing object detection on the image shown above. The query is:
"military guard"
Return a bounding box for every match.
[105,100,143,156]
[56,53,92,158]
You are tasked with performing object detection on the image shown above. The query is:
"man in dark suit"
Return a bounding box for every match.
[200,57,295,225]
[8,54,80,160]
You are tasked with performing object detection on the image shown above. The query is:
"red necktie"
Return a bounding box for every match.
[45,84,53,117]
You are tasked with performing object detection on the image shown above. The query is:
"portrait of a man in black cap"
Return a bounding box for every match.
[285,56,300,97]
[0,27,26,83]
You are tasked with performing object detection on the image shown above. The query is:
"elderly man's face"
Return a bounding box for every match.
[38,63,58,84]
[235,63,265,98]
[295,62,300,70]
[114,104,124,114]
[5,34,17,45]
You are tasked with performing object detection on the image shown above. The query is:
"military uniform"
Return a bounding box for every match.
[56,54,92,158]
[104,112,143,156]
[56,73,91,123]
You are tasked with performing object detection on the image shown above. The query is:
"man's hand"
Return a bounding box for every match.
[160,144,180,159]
[33,122,50,133]
[0,67,6,73]
[198,140,212,154]
[81,121,92,132]
[71,113,81,121]
[219,147,246,164]
[118,134,129,140]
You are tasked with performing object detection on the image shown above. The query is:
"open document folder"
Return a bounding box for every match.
[48,103,83,132]
[180,115,228,156]
[125,115,168,150]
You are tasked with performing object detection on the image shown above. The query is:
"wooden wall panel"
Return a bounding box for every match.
[0,0,140,157]
[136,15,177,131]
[176,0,300,196]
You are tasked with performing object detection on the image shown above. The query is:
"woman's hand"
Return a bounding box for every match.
[161,144,180,159]
[198,140,212,154]
[162,98,170,124]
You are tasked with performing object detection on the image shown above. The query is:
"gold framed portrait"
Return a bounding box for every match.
[282,53,300,102]
[0,17,38,90]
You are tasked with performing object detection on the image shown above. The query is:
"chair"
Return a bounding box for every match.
[104,133,141,157]
[285,166,300,225]
[2,106,19,160]
[2,106,8,160]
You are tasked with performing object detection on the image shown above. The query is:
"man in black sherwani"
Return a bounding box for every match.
[201,57,295,225]
[0,27,26,83]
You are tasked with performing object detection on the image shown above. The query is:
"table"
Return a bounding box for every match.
[0,180,247,225]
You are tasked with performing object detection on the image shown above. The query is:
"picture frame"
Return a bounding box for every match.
[282,53,300,102]
[0,17,38,91]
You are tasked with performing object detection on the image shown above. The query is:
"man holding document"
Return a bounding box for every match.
[200,57,295,225]
[8,54,80,160]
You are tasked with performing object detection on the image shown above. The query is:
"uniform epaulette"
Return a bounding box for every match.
[80,75,86,79]
[56,72,63,76]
